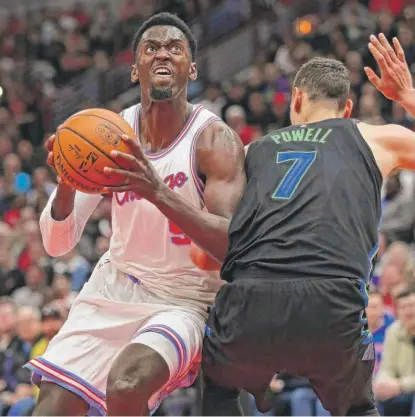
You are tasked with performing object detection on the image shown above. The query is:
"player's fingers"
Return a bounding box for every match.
[45,135,55,151]
[109,150,140,169]
[393,37,407,63]
[364,67,382,89]
[103,167,139,182]
[369,36,390,69]
[102,184,135,194]
[378,33,399,64]
[121,134,146,160]
[47,152,55,168]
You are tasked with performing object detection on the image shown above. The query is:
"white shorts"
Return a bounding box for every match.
[25,257,207,416]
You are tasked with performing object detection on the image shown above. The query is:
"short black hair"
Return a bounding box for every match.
[293,57,350,110]
[132,12,197,61]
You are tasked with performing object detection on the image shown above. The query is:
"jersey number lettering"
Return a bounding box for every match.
[272,151,317,200]
[169,220,191,245]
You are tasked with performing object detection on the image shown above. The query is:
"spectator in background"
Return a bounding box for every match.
[375,287,415,416]
[221,82,248,121]
[381,173,415,244]
[384,242,414,282]
[57,247,91,293]
[271,92,290,129]
[225,105,259,146]
[15,307,43,349]
[378,263,404,315]
[246,92,276,133]
[12,264,53,309]
[31,306,65,361]
[366,289,395,374]
[200,83,226,118]
[359,94,385,125]
[0,299,32,416]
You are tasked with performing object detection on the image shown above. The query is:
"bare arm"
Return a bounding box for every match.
[365,34,415,117]
[358,122,415,176]
[155,123,245,261]
[103,123,246,262]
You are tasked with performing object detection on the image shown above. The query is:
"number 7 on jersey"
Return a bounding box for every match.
[272,151,317,200]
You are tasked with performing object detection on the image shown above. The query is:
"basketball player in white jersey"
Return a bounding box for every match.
[26,13,246,416]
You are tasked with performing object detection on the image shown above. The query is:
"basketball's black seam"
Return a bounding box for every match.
[56,132,104,187]
[68,114,127,136]
[60,126,124,169]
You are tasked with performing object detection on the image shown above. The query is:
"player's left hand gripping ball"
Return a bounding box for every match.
[103,135,163,200]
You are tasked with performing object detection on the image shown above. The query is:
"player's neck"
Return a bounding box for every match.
[139,98,191,153]
[300,107,342,125]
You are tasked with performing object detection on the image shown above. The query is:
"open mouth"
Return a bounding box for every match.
[153,67,172,76]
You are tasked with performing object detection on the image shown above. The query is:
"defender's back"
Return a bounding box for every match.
[222,118,383,282]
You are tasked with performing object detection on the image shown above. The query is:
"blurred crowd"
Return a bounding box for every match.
[1,0,415,415]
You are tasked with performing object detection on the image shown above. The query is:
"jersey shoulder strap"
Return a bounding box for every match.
[119,104,140,130]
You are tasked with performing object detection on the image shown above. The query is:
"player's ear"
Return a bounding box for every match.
[131,64,139,84]
[293,87,302,114]
[189,62,197,81]
[343,99,353,119]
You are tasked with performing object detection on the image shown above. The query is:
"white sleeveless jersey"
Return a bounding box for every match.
[108,104,223,310]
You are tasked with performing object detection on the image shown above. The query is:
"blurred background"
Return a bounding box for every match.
[0,0,415,415]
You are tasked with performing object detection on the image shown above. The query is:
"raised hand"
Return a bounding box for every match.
[102,135,164,201]
[365,34,414,103]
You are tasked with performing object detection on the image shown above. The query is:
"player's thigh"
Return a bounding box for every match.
[132,309,205,381]
[310,342,376,416]
[129,309,206,411]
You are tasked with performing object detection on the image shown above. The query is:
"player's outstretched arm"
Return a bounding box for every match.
[103,123,246,263]
[365,34,415,117]
[40,134,102,257]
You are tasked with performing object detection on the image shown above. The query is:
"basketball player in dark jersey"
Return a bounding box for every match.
[201,35,415,416]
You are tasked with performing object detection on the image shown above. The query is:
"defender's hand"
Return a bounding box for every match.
[102,135,164,201]
[365,34,414,103]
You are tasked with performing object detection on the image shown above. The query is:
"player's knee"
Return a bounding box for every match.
[106,344,169,403]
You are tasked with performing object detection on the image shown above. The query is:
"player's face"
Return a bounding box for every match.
[132,26,197,102]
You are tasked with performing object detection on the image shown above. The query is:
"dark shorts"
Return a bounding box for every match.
[202,276,377,416]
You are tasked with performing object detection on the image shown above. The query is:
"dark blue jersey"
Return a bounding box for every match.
[222,119,383,282]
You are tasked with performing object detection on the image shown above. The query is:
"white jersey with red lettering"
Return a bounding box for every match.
[110,103,222,309]
[27,103,225,416]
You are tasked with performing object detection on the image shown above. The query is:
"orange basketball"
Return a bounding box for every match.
[190,243,221,271]
[53,108,136,194]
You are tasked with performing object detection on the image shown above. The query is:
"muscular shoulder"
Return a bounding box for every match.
[197,120,244,155]
[196,120,245,176]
